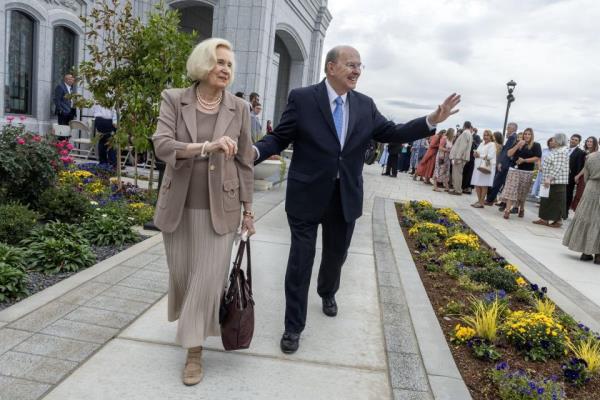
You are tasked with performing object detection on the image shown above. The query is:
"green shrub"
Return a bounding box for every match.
[36,186,93,223]
[126,202,155,225]
[469,266,518,292]
[83,214,139,246]
[439,248,496,269]
[21,222,95,275]
[416,208,439,222]
[0,264,28,302]
[0,124,60,204]
[0,203,40,245]
[0,243,28,301]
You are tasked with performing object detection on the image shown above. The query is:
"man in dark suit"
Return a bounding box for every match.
[485,122,518,206]
[384,142,402,177]
[253,45,460,354]
[54,74,77,125]
[566,134,586,215]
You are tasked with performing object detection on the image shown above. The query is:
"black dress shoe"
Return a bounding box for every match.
[581,253,593,261]
[280,331,300,354]
[594,255,600,265]
[322,296,338,317]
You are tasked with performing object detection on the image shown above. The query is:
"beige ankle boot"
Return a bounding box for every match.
[182,346,203,386]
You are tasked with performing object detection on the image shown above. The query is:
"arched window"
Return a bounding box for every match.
[52,26,77,107]
[5,10,35,114]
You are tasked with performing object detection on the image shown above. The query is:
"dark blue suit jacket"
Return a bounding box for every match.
[54,83,75,115]
[255,80,433,222]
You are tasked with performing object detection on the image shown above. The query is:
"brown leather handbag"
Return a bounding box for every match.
[220,238,254,351]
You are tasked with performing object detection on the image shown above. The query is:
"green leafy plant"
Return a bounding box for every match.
[468,338,502,361]
[416,208,439,222]
[0,202,40,245]
[470,266,518,292]
[36,186,93,223]
[534,298,556,317]
[0,124,60,204]
[21,222,95,275]
[440,300,464,316]
[458,274,489,292]
[83,214,139,246]
[492,363,566,400]
[0,243,28,301]
[127,202,154,225]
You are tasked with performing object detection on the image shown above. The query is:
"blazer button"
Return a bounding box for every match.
[209,165,215,171]
[339,156,343,161]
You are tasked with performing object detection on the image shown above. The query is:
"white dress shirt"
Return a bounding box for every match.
[92,104,117,124]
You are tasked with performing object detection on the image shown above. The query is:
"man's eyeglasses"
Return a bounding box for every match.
[344,63,365,71]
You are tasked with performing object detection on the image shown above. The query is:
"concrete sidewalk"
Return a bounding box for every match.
[39,184,401,400]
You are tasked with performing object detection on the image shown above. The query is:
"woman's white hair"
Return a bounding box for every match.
[186,38,235,85]
[553,133,568,147]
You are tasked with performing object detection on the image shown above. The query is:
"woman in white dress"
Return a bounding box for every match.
[470,129,497,207]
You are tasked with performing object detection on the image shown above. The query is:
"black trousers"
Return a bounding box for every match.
[95,117,117,166]
[486,167,509,203]
[57,109,76,126]
[462,158,475,190]
[566,180,576,214]
[284,182,356,334]
[385,154,399,176]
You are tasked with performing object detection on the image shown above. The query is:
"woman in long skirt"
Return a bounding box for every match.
[563,151,600,263]
[153,38,255,386]
[416,131,443,184]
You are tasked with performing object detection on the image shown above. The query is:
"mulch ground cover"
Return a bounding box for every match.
[395,203,600,399]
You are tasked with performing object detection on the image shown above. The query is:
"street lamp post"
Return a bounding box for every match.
[502,80,517,138]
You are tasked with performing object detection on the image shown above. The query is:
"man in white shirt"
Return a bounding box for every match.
[93,104,118,167]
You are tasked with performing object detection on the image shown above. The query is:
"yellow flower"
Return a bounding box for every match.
[515,277,527,287]
[417,200,433,208]
[445,233,479,250]
[408,222,448,238]
[504,264,519,274]
[438,208,461,223]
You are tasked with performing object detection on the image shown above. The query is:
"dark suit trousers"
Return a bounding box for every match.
[57,108,76,126]
[284,181,355,334]
[385,154,399,176]
[462,158,475,190]
[566,180,576,214]
[486,167,509,203]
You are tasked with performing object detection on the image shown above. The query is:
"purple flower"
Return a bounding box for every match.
[496,361,508,371]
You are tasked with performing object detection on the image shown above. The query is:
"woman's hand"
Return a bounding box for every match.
[206,136,238,159]
[474,151,480,158]
[516,157,524,165]
[543,178,551,188]
[241,215,256,236]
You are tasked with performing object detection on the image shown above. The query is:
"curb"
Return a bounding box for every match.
[0,234,163,324]
[376,197,472,400]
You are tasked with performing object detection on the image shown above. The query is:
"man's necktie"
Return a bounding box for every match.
[333,96,344,142]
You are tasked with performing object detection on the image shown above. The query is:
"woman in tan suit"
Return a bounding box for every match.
[152,38,255,386]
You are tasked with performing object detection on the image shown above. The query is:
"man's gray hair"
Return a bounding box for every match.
[553,133,568,147]
[507,122,518,132]
[323,47,342,74]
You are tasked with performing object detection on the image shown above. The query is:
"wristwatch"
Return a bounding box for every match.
[242,210,255,218]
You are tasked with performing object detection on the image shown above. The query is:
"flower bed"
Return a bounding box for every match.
[0,122,156,310]
[397,200,600,399]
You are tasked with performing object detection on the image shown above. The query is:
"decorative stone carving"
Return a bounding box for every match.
[43,0,80,13]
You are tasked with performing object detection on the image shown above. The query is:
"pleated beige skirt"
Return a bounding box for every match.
[162,208,234,348]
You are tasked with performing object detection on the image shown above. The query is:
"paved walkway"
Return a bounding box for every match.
[1,164,599,400]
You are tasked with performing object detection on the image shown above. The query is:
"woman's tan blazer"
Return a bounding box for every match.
[152,85,254,234]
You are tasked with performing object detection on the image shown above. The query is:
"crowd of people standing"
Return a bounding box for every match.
[391,122,600,264]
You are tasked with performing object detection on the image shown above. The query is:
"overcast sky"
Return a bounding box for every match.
[322,0,600,141]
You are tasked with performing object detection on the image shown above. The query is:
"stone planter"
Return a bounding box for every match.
[282,149,293,159]
[254,159,281,191]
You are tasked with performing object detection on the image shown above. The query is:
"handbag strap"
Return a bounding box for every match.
[233,239,252,288]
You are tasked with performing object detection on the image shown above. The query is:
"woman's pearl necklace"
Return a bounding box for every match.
[196,87,222,110]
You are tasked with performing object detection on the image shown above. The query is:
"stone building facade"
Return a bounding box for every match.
[1,0,331,132]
